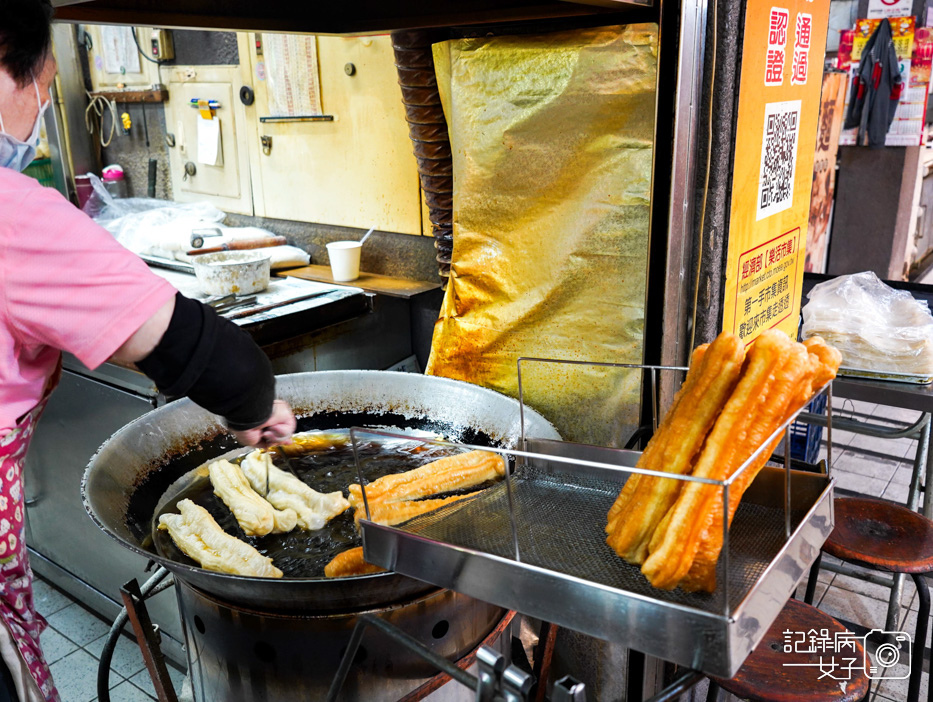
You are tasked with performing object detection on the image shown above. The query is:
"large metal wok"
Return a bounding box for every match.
[83,371,559,612]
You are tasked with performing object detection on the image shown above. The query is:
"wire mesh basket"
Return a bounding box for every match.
[355,362,835,678]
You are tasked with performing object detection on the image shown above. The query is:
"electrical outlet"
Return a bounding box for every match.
[174,68,197,82]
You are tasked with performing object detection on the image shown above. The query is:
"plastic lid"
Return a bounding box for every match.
[102,165,125,181]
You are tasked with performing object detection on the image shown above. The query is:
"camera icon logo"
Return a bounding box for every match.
[863,630,911,680]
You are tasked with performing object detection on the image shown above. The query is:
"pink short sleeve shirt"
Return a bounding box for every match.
[0,168,177,435]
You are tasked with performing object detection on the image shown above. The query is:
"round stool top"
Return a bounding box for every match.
[713,598,869,702]
[823,497,933,574]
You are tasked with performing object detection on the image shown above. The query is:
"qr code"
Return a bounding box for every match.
[757,100,801,221]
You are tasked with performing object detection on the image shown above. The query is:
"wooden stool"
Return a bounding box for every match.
[804,497,933,702]
[707,598,869,701]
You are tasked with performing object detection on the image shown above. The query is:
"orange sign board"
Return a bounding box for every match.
[722,0,831,343]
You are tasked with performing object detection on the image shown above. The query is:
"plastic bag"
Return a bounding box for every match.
[81,173,310,269]
[801,271,933,375]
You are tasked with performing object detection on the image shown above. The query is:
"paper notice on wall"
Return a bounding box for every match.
[197,115,222,167]
[867,0,913,19]
[263,34,323,117]
[99,26,141,75]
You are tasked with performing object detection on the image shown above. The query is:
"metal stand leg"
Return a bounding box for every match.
[890,418,931,634]
[532,622,558,702]
[705,680,720,701]
[885,573,905,634]
[923,415,933,520]
[908,573,929,702]
[804,553,823,605]
[120,579,179,702]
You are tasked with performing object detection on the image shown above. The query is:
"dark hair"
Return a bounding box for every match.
[0,0,54,87]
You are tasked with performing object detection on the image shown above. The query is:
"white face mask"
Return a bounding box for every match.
[0,80,49,173]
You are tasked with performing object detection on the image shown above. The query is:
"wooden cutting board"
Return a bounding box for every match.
[283,265,442,299]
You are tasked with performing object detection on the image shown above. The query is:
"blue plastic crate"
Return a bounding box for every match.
[789,393,827,464]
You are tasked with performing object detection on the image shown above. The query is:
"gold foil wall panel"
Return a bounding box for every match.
[426,24,658,447]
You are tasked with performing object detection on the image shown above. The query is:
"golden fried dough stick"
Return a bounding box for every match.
[348,450,505,508]
[158,500,283,578]
[606,334,746,563]
[605,344,709,532]
[677,432,787,592]
[803,336,843,394]
[208,460,297,536]
[279,432,348,456]
[641,330,801,590]
[357,492,480,526]
[240,450,349,531]
[679,339,842,592]
[324,547,386,578]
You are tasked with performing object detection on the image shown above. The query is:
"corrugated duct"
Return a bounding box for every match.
[391,30,454,280]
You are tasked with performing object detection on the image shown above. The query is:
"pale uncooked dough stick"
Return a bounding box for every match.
[158,499,283,578]
[240,450,350,531]
[208,459,297,536]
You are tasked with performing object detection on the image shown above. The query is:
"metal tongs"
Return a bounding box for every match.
[205,294,257,316]
[260,443,301,498]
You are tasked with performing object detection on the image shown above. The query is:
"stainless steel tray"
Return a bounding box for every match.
[359,438,833,679]
[838,366,933,385]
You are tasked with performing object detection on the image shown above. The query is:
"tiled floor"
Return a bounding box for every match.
[30,398,933,701]
[34,577,186,702]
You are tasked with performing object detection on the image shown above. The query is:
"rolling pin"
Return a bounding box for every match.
[187,236,287,256]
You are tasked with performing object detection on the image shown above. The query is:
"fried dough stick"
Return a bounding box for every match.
[356,492,480,526]
[803,336,843,396]
[208,460,297,536]
[605,334,746,563]
[348,450,505,508]
[641,331,806,590]
[158,499,283,578]
[324,547,385,577]
[605,344,708,531]
[240,450,349,531]
[679,337,842,592]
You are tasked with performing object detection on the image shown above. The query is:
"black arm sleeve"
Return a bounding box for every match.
[136,293,275,431]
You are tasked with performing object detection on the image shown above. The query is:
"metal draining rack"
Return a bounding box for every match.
[354,360,836,684]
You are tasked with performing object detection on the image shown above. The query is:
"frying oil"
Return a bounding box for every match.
[153,430,458,578]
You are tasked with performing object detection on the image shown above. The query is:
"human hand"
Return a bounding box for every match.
[231,399,297,448]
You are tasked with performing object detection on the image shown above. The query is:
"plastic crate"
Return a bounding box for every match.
[22,158,54,188]
[789,393,827,464]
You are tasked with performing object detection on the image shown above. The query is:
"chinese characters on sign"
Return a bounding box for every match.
[764,9,811,87]
[735,229,800,341]
[782,628,911,682]
[805,72,847,274]
[766,9,789,86]
[792,14,812,86]
[723,0,829,343]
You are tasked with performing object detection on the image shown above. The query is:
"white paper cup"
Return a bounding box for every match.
[326,241,363,282]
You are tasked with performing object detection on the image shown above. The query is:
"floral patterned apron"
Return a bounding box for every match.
[0,363,62,701]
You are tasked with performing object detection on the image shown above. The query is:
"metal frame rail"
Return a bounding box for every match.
[324,613,704,702]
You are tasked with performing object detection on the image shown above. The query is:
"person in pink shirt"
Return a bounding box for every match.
[0,2,296,699]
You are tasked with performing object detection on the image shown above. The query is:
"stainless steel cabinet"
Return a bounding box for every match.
[24,365,186,663]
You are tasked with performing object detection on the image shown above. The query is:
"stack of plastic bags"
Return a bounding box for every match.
[82,173,310,270]
[801,271,933,376]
